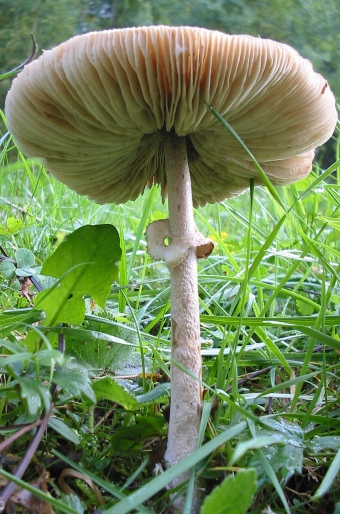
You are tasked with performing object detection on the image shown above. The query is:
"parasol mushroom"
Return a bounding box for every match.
[5,26,337,509]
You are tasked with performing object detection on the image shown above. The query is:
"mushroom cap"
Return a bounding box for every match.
[5,26,337,206]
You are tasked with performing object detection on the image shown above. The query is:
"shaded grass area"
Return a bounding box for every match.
[0,122,340,513]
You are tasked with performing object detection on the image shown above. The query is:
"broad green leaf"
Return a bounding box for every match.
[249,442,303,487]
[62,494,87,514]
[306,436,340,453]
[266,443,303,481]
[34,349,64,366]
[65,325,140,375]
[35,225,121,326]
[16,377,51,416]
[259,418,304,445]
[333,503,340,514]
[0,259,16,279]
[35,287,86,325]
[247,420,304,487]
[15,267,38,277]
[93,377,138,410]
[42,224,121,305]
[201,469,257,514]
[53,369,96,404]
[6,217,25,235]
[48,417,80,445]
[0,309,45,336]
[15,248,35,268]
[0,352,33,368]
[229,436,280,466]
[109,415,166,456]
[136,383,171,404]
[296,293,315,316]
[0,339,29,354]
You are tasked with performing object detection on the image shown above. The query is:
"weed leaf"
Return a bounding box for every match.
[200,468,257,514]
[48,417,80,445]
[36,225,121,325]
[92,377,138,410]
[53,369,96,404]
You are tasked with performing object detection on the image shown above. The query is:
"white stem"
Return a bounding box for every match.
[164,135,202,467]
[146,134,213,511]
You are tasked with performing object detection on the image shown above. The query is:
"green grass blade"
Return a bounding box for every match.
[313,447,340,499]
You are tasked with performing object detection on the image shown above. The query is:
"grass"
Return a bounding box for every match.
[0,117,340,513]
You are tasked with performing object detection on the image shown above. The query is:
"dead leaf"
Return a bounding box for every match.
[9,469,52,514]
[58,468,104,505]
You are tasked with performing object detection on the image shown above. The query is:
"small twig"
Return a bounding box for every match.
[0,419,43,453]
[56,325,66,360]
[226,366,273,393]
[267,397,273,415]
[94,407,116,430]
[27,275,44,293]
[312,345,334,353]
[294,345,334,354]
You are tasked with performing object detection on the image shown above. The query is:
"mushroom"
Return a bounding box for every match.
[5,25,337,508]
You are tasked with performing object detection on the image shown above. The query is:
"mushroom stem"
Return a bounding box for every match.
[164,134,203,505]
[146,134,213,509]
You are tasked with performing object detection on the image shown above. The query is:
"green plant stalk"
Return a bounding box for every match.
[118,206,128,313]
[119,288,147,393]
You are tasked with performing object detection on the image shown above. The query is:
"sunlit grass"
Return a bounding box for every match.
[1,120,340,512]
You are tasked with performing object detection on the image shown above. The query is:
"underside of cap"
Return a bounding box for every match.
[5,26,338,206]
